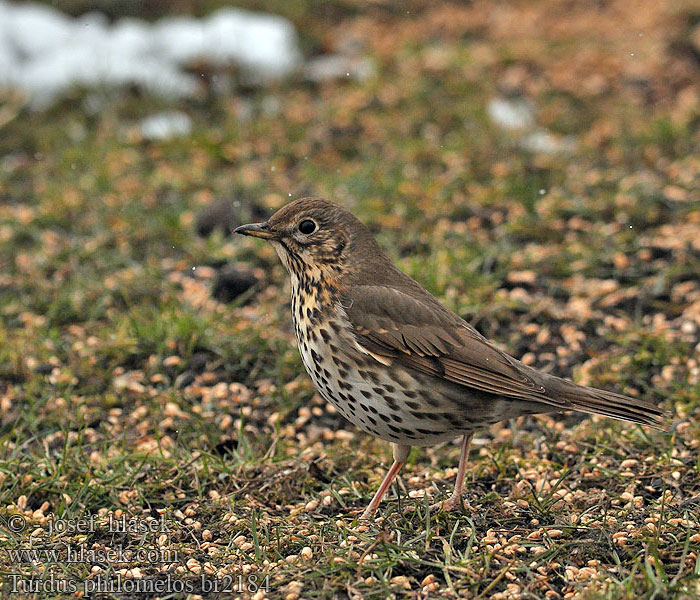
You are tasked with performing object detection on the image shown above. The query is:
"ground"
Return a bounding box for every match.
[1,1,699,599]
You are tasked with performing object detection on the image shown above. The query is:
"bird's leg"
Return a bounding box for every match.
[360,443,411,519]
[437,433,473,512]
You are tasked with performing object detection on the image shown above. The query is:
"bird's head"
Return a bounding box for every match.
[235,197,379,279]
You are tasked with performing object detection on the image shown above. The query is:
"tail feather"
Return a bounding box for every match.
[548,377,666,429]
[567,389,665,428]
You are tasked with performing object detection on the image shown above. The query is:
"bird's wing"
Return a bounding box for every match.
[343,285,550,402]
[342,284,665,427]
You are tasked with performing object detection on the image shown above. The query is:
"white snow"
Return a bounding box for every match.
[0,1,302,108]
[487,96,577,155]
[139,111,192,140]
[487,97,534,130]
[303,54,375,83]
[520,129,577,155]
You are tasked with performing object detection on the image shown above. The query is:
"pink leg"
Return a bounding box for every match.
[437,433,473,512]
[361,444,411,519]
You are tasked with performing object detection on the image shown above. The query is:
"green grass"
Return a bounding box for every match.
[1,1,700,598]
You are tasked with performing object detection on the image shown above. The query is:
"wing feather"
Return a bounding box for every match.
[342,284,664,427]
[343,285,547,400]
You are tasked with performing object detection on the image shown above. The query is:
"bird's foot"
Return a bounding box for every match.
[430,495,471,513]
[359,507,375,520]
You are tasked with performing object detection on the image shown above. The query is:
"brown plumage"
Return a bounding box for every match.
[235,197,664,518]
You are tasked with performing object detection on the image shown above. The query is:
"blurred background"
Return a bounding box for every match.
[1,2,700,596]
[1,0,699,442]
[2,0,698,355]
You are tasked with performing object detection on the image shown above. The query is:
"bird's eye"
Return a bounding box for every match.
[298,219,317,235]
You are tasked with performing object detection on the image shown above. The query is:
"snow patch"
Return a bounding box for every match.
[487,97,534,130]
[139,111,192,140]
[520,129,577,155]
[488,96,577,155]
[0,1,302,108]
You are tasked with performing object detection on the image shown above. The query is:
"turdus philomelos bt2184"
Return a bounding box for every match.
[235,197,663,519]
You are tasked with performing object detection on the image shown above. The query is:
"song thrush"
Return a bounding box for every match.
[235,197,663,518]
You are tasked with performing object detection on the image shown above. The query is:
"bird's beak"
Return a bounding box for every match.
[233,222,278,240]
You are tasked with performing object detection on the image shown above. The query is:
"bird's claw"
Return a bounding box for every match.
[359,508,375,520]
[430,496,471,513]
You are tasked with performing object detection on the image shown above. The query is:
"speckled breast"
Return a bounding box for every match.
[289,280,474,446]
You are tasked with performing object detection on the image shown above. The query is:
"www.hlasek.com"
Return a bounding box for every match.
[7,573,271,595]
[5,543,178,564]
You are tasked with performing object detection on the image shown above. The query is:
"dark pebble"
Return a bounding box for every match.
[212,266,258,303]
[213,438,238,455]
[196,200,236,238]
[308,460,331,484]
[175,372,195,389]
[35,363,54,375]
[187,352,209,373]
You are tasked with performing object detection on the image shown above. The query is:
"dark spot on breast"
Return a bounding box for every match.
[388,370,407,384]
[405,400,420,410]
[404,390,418,399]
[319,329,331,343]
[390,414,403,423]
[366,371,380,384]
[361,390,372,399]
[387,424,401,433]
[385,398,399,411]
[383,384,395,393]
[380,391,395,402]
[311,349,323,364]
[426,398,440,407]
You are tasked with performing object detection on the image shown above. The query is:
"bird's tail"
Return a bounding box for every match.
[540,373,666,429]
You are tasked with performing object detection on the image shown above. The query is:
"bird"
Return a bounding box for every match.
[234,197,664,519]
